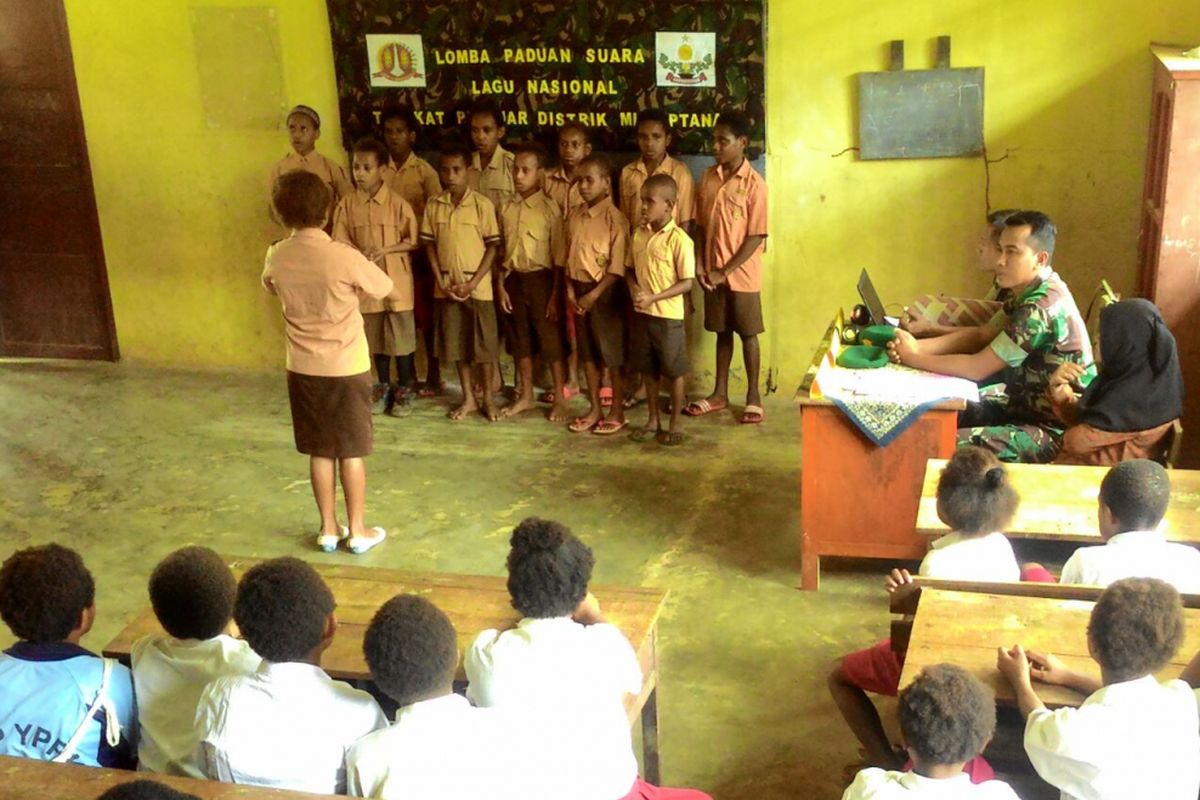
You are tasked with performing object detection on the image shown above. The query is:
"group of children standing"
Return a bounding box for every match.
[829,449,1200,799]
[266,101,768,440]
[0,522,711,800]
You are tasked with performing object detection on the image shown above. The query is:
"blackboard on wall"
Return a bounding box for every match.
[857,67,984,160]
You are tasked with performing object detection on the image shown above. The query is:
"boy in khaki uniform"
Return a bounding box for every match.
[467,100,514,212]
[332,138,419,417]
[687,110,769,425]
[498,144,570,423]
[379,106,445,398]
[564,154,630,436]
[628,175,695,446]
[268,105,352,227]
[544,122,592,215]
[619,109,695,233]
[421,144,502,422]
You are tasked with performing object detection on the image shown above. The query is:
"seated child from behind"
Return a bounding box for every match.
[131,546,260,777]
[465,517,711,800]
[0,544,135,768]
[842,664,1019,799]
[997,577,1200,800]
[829,446,1020,771]
[195,557,386,793]
[347,594,523,800]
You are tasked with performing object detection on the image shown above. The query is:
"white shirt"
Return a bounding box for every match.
[1024,675,1200,800]
[842,768,1021,799]
[131,633,261,777]
[919,532,1021,582]
[465,616,642,800]
[195,660,387,794]
[347,693,523,800]
[1059,530,1200,592]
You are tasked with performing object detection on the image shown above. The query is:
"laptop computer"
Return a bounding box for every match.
[857,269,900,327]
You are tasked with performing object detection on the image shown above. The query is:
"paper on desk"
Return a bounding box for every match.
[816,361,980,404]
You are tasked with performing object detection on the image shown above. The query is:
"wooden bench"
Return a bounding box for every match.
[103,558,669,784]
[0,755,340,799]
[890,577,1200,707]
[915,459,1200,544]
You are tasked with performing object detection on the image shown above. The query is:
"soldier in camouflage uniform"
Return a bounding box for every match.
[889,211,1095,462]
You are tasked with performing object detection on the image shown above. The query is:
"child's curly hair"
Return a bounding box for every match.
[936,446,1020,534]
[1088,577,1184,682]
[505,517,595,619]
[899,664,996,765]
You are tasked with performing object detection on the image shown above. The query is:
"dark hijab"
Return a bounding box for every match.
[1076,299,1184,432]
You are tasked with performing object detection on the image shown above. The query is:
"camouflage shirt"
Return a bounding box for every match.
[987,269,1095,425]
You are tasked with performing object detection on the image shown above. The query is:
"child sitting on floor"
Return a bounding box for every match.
[465,517,711,800]
[347,594,523,799]
[195,557,386,793]
[828,446,1021,772]
[842,664,1020,799]
[131,546,260,777]
[997,577,1200,799]
[0,544,136,768]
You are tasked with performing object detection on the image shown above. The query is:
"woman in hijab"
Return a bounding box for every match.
[1049,298,1184,465]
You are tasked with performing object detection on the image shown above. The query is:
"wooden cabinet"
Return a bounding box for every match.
[1138,44,1200,467]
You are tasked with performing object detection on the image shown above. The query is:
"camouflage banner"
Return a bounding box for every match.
[323,0,765,155]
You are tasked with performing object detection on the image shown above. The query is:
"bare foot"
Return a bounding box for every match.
[501,395,536,419]
[482,400,501,422]
[449,399,479,421]
[548,398,572,422]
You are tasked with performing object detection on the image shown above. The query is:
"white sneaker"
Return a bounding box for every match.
[316,525,349,553]
[348,526,387,554]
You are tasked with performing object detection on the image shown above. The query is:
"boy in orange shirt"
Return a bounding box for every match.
[628,175,695,446]
[421,144,503,422]
[267,105,352,227]
[619,109,695,233]
[686,111,768,425]
[497,144,570,423]
[564,155,630,436]
[379,106,445,399]
[332,138,419,417]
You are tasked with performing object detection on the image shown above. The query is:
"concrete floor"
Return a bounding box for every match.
[0,360,1061,799]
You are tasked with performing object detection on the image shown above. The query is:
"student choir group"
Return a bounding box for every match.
[1,98,1195,800]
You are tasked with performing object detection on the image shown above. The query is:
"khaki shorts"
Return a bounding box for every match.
[631,314,688,379]
[571,278,626,368]
[505,270,566,361]
[363,311,417,357]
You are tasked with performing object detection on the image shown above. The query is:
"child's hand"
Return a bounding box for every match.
[366,248,385,263]
[575,292,595,315]
[884,568,913,593]
[545,296,560,322]
[632,287,654,312]
[1026,650,1070,686]
[708,267,728,287]
[572,592,604,625]
[887,329,919,364]
[448,283,470,301]
[1047,382,1076,406]
[498,286,513,314]
[997,644,1033,688]
[1049,362,1086,390]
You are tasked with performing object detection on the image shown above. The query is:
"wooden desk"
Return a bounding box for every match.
[0,754,340,799]
[799,396,963,589]
[103,559,668,784]
[897,584,1200,707]
[915,459,1200,543]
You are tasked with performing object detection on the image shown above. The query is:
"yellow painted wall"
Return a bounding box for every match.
[63,0,1200,386]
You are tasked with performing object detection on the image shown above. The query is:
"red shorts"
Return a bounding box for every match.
[841,638,904,696]
[617,778,711,800]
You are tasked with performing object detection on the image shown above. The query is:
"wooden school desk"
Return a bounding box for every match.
[103,558,669,784]
[915,459,1200,544]
[0,754,341,799]
[893,580,1200,707]
[798,394,964,590]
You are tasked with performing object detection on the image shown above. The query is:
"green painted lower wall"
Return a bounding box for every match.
[63,0,1200,387]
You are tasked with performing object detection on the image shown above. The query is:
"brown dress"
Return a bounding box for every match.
[1054,419,1176,466]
